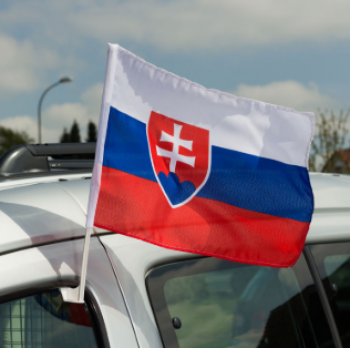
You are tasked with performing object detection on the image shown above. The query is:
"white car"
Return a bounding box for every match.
[0,143,349,348]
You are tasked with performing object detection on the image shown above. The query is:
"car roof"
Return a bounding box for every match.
[0,172,349,257]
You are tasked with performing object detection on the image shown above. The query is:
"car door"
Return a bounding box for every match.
[101,233,337,348]
[0,237,139,348]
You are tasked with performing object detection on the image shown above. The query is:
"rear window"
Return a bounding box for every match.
[147,255,334,348]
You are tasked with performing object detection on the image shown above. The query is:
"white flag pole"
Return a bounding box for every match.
[78,227,93,301]
[60,227,93,303]
[61,45,116,303]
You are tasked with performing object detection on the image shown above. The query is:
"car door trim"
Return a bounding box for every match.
[304,247,343,348]
[98,236,142,348]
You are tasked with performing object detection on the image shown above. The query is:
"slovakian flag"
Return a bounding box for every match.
[86,44,314,267]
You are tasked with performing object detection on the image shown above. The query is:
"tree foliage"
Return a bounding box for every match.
[70,120,81,143]
[309,109,350,172]
[60,128,71,143]
[60,120,97,143]
[0,126,34,156]
[86,121,97,142]
[59,120,82,143]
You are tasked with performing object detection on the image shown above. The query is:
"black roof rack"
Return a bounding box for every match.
[0,143,96,179]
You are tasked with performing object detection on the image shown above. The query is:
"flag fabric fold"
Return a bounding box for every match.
[86,43,314,267]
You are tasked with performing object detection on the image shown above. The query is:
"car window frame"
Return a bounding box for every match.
[0,281,110,348]
[304,242,350,348]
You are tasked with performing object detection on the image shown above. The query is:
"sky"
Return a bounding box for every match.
[1,0,350,143]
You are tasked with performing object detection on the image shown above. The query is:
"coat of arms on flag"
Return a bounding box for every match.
[86,44,314,268]
[147,111,210,207]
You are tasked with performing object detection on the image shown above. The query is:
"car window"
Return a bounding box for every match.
[310,242,350,347]
[147,254,334,348]
[0,289,101,348]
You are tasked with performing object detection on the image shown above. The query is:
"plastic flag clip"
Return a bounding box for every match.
[60,227,93,303]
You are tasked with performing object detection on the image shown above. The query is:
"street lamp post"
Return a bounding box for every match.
[37,77,73,143]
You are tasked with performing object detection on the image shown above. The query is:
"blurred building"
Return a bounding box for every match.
[323,150,350,174]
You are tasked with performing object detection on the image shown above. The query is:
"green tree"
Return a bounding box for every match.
[86,121,97,142]
[309,109,350,172]
[60,121,82,143]
[70,120,81,143]
[60,128,71,143]
[0,126,34,156]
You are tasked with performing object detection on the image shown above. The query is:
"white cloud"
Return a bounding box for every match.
[1,80,337,144]
[0,83,103,143]
[0,116,57,143]
[2,0,350,50]
[0,33,61,93]
[81,83,104,116]
[232,80,339,112]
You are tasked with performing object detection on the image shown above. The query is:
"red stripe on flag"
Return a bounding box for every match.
[95,166,309,267]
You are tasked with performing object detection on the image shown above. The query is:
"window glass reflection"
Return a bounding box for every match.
[310,243,350,348]
[0,289,100,348]
[148,255,334,348]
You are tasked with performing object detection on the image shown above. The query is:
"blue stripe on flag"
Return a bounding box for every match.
[103,106,157,182]
[103,106,313,223]
[197,146,313,223]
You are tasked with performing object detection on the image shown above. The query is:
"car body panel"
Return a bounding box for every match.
[311,173,350,210]
[305,173,350,244]
[0,173,91,190]
[0,182,87,254]
[56,178,92,215]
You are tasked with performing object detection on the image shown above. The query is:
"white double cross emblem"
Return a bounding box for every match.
[156,123,196,173]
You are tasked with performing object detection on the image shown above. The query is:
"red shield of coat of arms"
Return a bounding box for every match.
[147,111,210,208]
